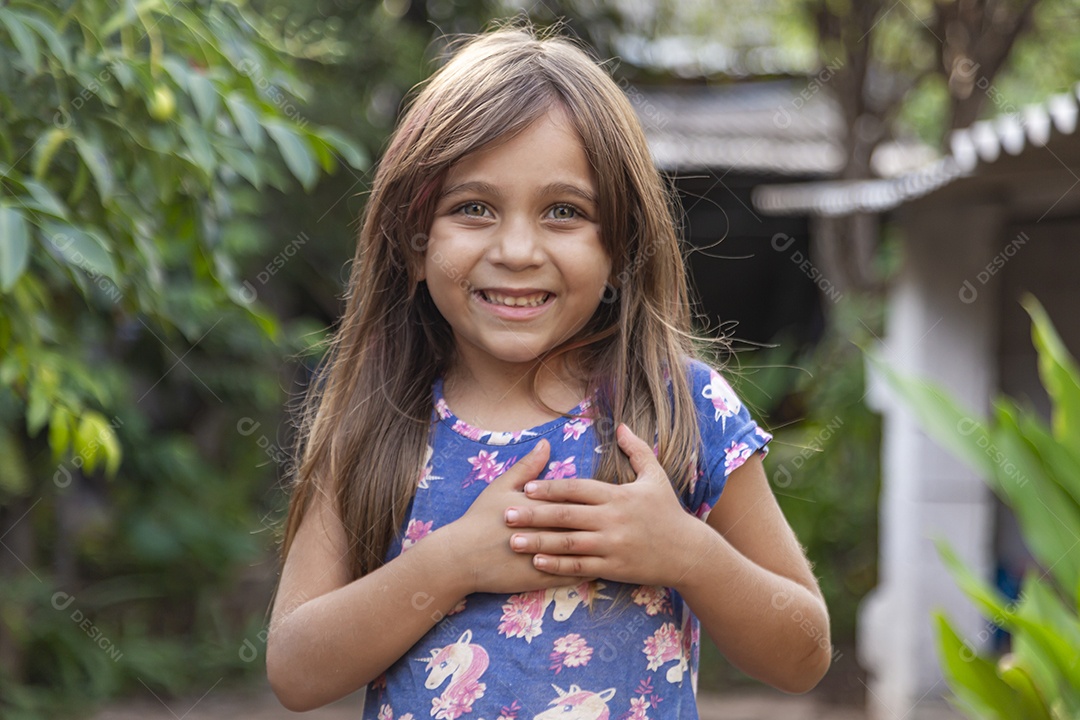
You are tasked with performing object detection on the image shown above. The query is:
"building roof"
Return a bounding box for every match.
[751,82,1080,216]
[634,79,935,177]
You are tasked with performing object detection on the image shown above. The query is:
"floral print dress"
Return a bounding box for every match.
[363,359,771,720]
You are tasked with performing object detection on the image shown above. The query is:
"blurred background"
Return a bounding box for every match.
[1,0,1078,718]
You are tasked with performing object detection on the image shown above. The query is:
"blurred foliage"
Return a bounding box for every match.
[730,295,884,648]
[0,0,363,716]
[879,297,1080,719]
[651,0,1080,147]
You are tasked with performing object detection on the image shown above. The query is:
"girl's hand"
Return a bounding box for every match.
[504,424,703,587]
[442,439,594,595]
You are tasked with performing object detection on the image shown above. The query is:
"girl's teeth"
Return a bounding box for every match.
[481,291,549,307]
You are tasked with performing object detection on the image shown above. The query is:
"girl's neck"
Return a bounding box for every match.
[443,355,589,432]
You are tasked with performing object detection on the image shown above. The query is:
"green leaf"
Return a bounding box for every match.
[1019,579,1080,688]
[0,205,31,292]
[109,59,137,91]
[993,403,1080,593]
[43,222,119,282]
[0,9,41,74]
[177,114,216,178]
[224,94,264,152]
[937,540,1015,622]
[33,127,72,180]
[73,135,116,202]
[74,66,119,107]
[1010,631,1064,714]
[70,410,122,478]
[997,655,1053,720]
[48,405,72,462]
[21,13,72,73]
[161,55,191,93]
[935,613,1027,720]
[22,178,70,220]
[1024,295,1080,447]
[217,143,262,189]
[869,354,996,478]
[0,426,31,495]
[186,71,220,123]
[26,377,51,436]
[1012,404,1080,508]
[100,0,167,37]
[75,412,103,475]
[314,127,368,171]
[265,120,317,191]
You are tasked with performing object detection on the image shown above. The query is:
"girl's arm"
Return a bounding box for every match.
[675,453,831,692]
[268,440,580,711]
[267,482,471,711]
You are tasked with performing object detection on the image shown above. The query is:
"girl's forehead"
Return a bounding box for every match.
[441,108,595,188]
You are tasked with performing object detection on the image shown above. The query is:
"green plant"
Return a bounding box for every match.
[878,295,1080,719]
[0,0,363,715]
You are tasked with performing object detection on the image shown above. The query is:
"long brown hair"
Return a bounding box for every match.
[282,21,706,582]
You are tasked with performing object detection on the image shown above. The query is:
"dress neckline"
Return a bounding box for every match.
[432,377,594,446]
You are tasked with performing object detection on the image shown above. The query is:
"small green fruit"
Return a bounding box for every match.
[148,85,176,121]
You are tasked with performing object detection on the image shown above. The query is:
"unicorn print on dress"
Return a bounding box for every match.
[701,369,741,431]
[498,581,611,642]
[562,417,591,441]
[487,429,538,445]
[642,622,684,684]
[418,445,443,490]
[533,684,616,720]
[378,704,415,720]
[641,610,697,684]
[422,629,489,720]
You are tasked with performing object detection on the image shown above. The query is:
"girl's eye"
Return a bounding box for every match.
[550,204,579,220]
[458,202,489,218]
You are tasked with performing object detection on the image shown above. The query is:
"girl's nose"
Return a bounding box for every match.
[488,215,544,270]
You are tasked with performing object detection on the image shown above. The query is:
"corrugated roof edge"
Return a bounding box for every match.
[751,82,1080,217]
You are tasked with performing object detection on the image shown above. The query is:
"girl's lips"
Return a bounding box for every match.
[471,289,555,320]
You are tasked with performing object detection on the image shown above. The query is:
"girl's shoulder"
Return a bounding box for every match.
[680,355,771,455]
[681,357,744,417]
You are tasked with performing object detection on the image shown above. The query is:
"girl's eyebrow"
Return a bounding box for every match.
[439,180,598,206]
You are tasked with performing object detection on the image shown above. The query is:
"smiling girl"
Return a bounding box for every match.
[267,23,830,718]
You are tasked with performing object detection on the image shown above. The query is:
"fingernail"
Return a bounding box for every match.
[533,440,546,453]
[524,482,538,494]
[534,556,548,568]
[511,535,526,549]
[505,508,519,523]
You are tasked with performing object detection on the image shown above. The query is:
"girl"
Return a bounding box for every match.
[267,23,830,717]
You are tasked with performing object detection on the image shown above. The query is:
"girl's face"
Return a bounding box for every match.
[423,106,612,381]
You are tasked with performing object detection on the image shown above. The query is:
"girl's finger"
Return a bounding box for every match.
[505,502,599,530]
[509,530,598,555]
[524,477,609,504]
[498,439,550,491]
[616,423,660,477]
[533,553,601,577]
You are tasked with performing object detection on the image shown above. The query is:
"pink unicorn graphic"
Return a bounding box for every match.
[642,611,697,684]
[533,684,617,720]
[499,581,611,642]
[701,370,741,430]
[422,629,489,720]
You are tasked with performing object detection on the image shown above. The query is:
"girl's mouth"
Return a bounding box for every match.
[475,290,553,308]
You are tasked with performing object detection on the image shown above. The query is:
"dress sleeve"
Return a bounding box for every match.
[681,359,772,522]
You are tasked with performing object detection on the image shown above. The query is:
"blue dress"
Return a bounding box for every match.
[363,359,771,720]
